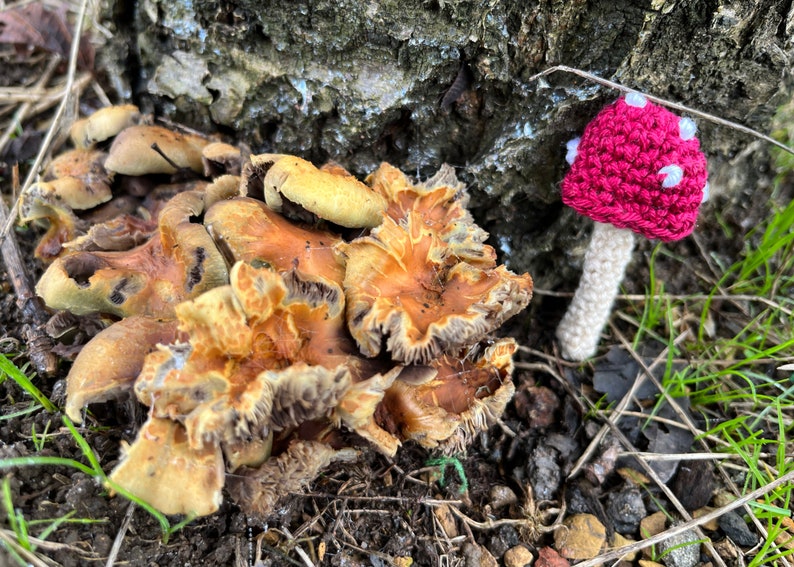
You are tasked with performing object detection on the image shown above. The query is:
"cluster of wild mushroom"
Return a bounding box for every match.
[23,106,533,518]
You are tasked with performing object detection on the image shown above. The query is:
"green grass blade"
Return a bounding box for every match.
[0,355,56,412]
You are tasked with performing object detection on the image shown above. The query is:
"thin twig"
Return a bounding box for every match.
[0,57,60,157]
[527,65,794,156]
[105,501,135,567]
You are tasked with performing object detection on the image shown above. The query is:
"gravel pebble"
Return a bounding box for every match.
[658,529,700,567]
[606,487,646,535]
[504,544,534,567]
[719,511,758,547]
[489,484,518,510]
[555,513,606,559]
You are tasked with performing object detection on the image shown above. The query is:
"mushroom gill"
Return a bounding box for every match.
[226,440,357,518]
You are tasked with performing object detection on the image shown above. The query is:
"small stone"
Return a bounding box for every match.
[489,485,518,510]
[692,507,719,531]
[718,511,758,547]
[554,513,606,559]
[640,511,667,538]
[638,561,665,567]
[514,385,560,428]
[462,542,498,567]
[529,444,561,500]
[433,503,458,538]
[504,544,534,567]
[639,511,667,559]
[392,557,413,567]
[488,525,520,559]
[611,533,637,562]
[607,487,646,534]
[658,529,700,567]
[671,461,714,511]
[535,547,569,567]
[712,538,739,561]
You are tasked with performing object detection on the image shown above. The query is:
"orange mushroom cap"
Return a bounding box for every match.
[380,338,517,450]
[43,149,113,210]
[134,262,359,448]
[338,211,533,364]
[205,196,345,284]
[366,162,494,267]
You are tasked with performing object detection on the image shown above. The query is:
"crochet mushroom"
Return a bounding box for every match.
[555,93,709,361]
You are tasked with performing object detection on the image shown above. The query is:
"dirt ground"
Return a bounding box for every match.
[0,4,791,567]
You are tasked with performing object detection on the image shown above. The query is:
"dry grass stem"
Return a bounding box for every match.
[0,0,90,243]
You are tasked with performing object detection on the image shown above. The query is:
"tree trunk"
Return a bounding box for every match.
[101,0,793,288]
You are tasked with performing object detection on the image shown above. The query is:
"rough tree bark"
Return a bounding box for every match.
[100,0,793,290]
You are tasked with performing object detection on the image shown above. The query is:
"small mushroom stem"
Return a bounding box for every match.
[556,222,636,361]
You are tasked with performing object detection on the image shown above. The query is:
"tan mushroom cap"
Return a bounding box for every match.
[35,191,228,318]
[338,211,533,364]
[70,104,141,149]
[226,440,357,517]
[203,174,240,208]
[65,316,180,422]
[205,196,345,284]
[201,142,243,177]
[109,417,224,517]
[249,153,387,228]
[43,149,113,209]
[104,125,209,175]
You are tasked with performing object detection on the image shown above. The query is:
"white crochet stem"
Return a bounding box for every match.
[556,222,636,361]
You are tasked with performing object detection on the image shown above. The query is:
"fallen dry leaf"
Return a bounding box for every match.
[0,2,94,69]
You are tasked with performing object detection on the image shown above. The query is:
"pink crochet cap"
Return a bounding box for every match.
[561,94,709,242]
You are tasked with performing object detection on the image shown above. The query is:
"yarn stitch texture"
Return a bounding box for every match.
[561,97,708,242]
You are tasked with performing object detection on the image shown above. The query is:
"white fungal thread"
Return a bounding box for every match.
[624,92,648,108]
[679,117,697,141]
[565,138,580,165]
[659,164,684,188]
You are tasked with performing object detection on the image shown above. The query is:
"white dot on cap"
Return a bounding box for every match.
[659,164,684,188]
[701,182,710,202]
[625,92,648,108]
[679,117,697,141]
[565,137,580,165]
